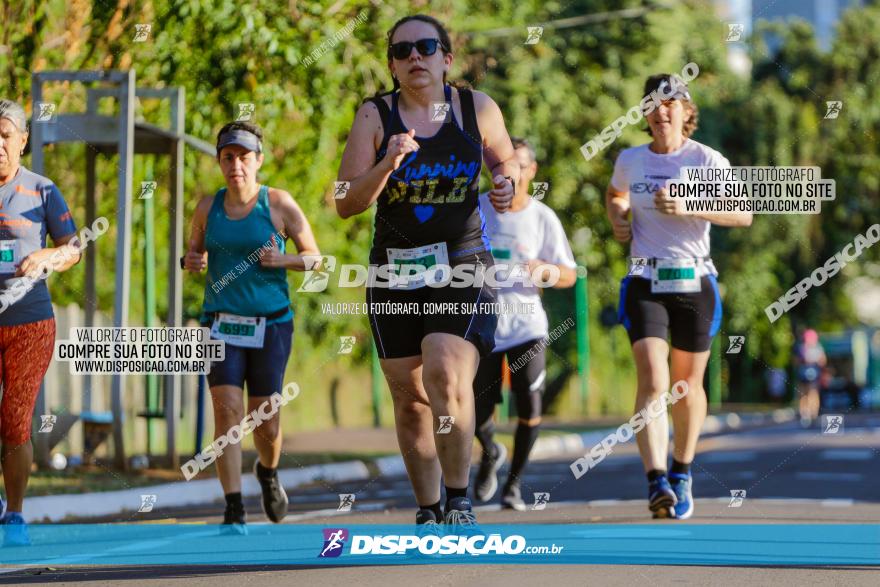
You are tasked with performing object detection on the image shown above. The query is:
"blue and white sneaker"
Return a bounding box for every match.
[648,475,677,519]
[669,473,694,520]
[415,507,443,537]
[444,497,480,534]
[2,512,31,547]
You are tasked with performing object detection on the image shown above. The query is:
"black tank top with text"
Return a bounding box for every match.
[367,85,490,265]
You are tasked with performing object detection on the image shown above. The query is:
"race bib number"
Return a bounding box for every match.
[210,313,266,348]
[651,258,701,294]
[0,240,18,274]
[386,242,449,290]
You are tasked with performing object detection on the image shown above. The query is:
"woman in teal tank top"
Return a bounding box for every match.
[183,121,320,532]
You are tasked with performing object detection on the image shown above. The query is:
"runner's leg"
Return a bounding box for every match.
[245,320,294,471]
[473,350,503,456]
[248,395,282,469]
[421,333,479,492]
[210,386,245,494]
[632,337,671,473]
[668,348,711,464]
[381,356,443,508]
[0,318,55,514]
[501,339,545,510]
[473,350,506,502]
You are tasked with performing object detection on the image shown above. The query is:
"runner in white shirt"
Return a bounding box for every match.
[473,137,576,510]
[607,74,751,519]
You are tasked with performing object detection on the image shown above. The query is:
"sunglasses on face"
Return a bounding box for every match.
[389,38,445,60]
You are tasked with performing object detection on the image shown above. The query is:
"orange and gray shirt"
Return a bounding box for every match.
[0,166,77,326]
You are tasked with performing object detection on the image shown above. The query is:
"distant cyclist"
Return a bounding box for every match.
[607,73,752,519]
[184,121,319,532]
[336,14,518,529]
[795,328,826,426]
[473,137,576,510]
[0,99,80,546]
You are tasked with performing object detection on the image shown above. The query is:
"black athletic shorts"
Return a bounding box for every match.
[617,275,722,352]
[367,250,498,359]
[206,320,293,396]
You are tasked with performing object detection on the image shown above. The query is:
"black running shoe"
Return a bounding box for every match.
[475,441,507,502]
[254,461,288,523]
[221,502,247,535]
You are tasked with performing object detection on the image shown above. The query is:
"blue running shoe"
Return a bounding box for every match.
[415,507,443,537]
[669,473,694,520]
[648,475,677,519]
[2,512,31,547]
[444,497,480,535]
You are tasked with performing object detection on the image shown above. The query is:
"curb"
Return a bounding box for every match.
[25,460,370,523]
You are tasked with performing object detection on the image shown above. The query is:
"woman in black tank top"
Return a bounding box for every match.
[336,15,519,529]
[365,83,487,265]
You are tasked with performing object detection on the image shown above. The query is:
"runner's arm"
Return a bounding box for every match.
[266,189,320,271]
[16,233,81,278]
[336,101,396,219]
[657,184,752,226]
[532,212,578,288]
[474,91,519,211]
[183,196,212,273]
[606,184,632,243]
[528,259,577,288]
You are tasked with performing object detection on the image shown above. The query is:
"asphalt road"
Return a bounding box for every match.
[2,414,878,585]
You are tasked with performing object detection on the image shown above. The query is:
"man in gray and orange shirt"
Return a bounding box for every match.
[0,99,80,546]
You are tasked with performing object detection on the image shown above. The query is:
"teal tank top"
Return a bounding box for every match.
[201,185,293,324]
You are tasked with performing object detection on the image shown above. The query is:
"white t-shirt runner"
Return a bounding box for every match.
[479,193,576,353]
[610,138,728,279]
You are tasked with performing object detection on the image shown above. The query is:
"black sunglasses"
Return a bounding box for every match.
[389,38,446,60]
